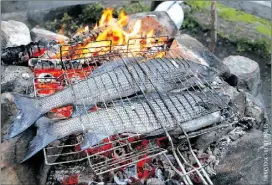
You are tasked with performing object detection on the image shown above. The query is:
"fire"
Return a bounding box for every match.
[55,8,166,59]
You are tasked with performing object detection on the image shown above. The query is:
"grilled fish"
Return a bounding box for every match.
[8,57,217,138]
[23,91,228,161]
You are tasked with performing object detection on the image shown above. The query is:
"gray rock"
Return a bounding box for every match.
[196,125,232,150]
[223,55,262,97]
[1,12,29,25]
[128,11,178,38]
[1,65,34,94]
[266,60,271,66]
[169,34,231,79]
[26,3,90,26]
[180,3,192,15]
[213,129,271,185]
[1,93,17,140]
[1,93,38,185]
[245,92,265,128]
[1,20,31,47]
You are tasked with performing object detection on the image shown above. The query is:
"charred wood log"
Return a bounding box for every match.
[70,25,109,44]
[1,39,58,66]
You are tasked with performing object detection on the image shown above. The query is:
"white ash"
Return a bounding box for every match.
[46,161,92,185]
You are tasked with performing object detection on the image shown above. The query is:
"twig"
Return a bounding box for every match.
[210,0,217,53]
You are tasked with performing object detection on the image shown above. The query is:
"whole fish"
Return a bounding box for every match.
[23,91,228,162]
[8,57,217,138]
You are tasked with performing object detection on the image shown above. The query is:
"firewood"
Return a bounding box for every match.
[1,40,57,65]
[70,25,109,44]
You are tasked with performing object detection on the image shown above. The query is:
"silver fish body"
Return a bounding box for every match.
[23,91,227,161]
[8,57,217,138]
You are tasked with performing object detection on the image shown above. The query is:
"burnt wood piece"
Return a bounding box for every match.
[31,27,69,43]
[70,25,109,44]
[1,39,58,66]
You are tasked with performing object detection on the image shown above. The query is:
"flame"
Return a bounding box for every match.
[117,10,129,27]
[54,8,166,59]
[99,8,114,27]
[58,24,65,35]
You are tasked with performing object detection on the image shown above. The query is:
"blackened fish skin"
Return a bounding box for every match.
[7,57,217,138]
[23,91,226,162]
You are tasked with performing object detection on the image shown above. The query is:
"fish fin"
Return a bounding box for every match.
[71,104,95,117]
[34,116,56,127]
[7,93,43,139]
[80,132,108,150]
[21,117,57,163]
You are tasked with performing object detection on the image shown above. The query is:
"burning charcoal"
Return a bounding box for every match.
[1,40,56,65]
[1,20,31,48]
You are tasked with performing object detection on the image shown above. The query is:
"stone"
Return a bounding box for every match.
[30,27,69,43]
[1,20,31,48]
[219,83,246,117]
[147,178,164,185]
[1,93,38,185]
[1,93,17,140]
[245,92,265,128]
[1,65,34,94]
[1,12,29,26]
[266,60,271,66]
[26,3,90,26]
[213,129,271,185]
[128,11,178,37]
[228,127,245,141]
[168,34,231,79]
[195,125,232,150]
[222,55,262,97]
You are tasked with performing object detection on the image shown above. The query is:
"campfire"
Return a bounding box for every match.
[1,4,268,185]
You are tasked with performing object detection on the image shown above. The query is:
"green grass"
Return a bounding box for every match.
[185,0,271,57]
[186,0,271,37]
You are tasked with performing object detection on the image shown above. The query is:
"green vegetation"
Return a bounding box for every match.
[120,1,151,14]
[185,0,271,57]
[42,2,151,37]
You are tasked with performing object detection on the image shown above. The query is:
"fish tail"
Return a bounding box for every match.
[21,117,57,162]
[7,93,43,138]
[80,131,108,150]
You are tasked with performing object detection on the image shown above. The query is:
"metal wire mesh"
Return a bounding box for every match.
[32,36,234,184]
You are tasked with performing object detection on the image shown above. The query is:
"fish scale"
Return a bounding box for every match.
[7,57,216,138]
[23,91,224,162]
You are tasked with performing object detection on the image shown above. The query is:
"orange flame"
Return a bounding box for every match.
[54,8,166,59]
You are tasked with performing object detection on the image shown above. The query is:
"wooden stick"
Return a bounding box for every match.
[210,0,217,53]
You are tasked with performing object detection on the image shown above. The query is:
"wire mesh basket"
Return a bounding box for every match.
[32,36,234,184]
